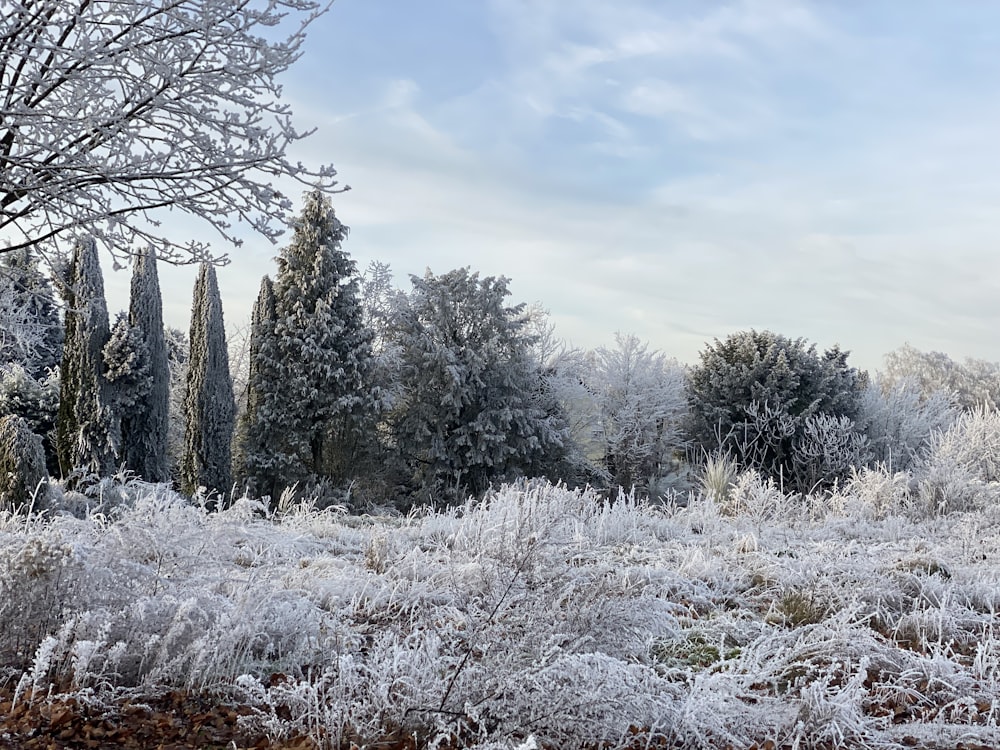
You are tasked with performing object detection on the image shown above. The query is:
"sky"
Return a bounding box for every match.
[104,0,1000,373]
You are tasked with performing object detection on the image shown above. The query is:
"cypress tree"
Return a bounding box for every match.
[56,237,117,479]
[120,246,170,481]
[234,275,278,497]
[181,263,234,500]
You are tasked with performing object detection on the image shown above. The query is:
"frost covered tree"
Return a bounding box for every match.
[687,329,866,492]
[56,237,117,479]
[0,0,343,265]
[0,248,62,472]
[164,326,189,483]
[856,376,958,471]
[390,268,566,505]
[234,276,277,496]
[0,413,47,511]
[582,334,689,496]
[181,263,234,500]
[115,247,170,482]
[238,193,375,500]
[882,344,1000,411]
[0,249,63,377]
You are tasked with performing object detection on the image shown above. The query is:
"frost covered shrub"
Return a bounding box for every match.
[856,376,958,471]
[0,413,47,511]
[915,406,1000,514]
[572,333,689,497]
[687,330,866,493]
[791,413,871,494]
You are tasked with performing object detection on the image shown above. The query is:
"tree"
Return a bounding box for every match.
[181,263,234,499]
[390,268,566,505]
[582,333,688,496]
[882,344,1000,411]
[238,193,375,500]
[0,0,342,265]
[0,248,62,472]
[234,275,278,496]
[164,326,189,482]
[0,413,47,511]
[56,237,116,479]
[686,329,866,492]
[118,247,170,481]
[0,249,63,377]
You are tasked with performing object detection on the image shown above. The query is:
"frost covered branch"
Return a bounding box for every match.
[0,0,341,265]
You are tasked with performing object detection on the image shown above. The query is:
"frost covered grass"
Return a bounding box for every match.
[1,475,999,749]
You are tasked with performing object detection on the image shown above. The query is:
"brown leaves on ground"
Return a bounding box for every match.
[0,687,318,750]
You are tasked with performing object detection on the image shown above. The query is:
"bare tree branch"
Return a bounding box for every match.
[0,0,343,265]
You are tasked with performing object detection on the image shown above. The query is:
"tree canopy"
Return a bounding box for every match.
[0,0,340,264]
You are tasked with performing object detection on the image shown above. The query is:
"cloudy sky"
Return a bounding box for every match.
[108,0,1000,372]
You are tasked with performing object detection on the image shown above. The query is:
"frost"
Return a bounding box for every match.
[1,476,998,747]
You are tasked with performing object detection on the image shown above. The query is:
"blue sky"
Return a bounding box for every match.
[110,0,1000,372]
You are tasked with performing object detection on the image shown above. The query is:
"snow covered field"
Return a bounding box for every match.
[1,475,998,749]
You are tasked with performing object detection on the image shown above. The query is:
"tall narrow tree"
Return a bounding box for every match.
[56,237,116,478]
[181,263,234,500]
[119,247,170,482]
[234,275,277,496]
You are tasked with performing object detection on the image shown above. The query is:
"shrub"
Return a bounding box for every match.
[856,376,958,471]
[0,414,47,511]
[687,330,866,493]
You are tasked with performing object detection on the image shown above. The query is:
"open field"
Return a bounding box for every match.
[0,477,998,749]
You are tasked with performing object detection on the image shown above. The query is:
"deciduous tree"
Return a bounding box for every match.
[0,0,341,264]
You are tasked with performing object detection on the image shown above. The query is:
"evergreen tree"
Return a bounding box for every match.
[181,263,234,500]
[0,248,63,378]
[241,192,375,499]
[234,275,277,495]
[390,268,566,505]
[56,237,117,479]
[119,247,170,481]
[0,414,47,511]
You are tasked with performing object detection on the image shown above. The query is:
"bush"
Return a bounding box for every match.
[914,406,1000,514]
[686,330,866,492]
[855,377,958,471]
[0,413,47,511]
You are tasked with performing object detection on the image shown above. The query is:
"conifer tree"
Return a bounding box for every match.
[0,414,47,511]
[0,248,63,377]
[241,192,374,499]
[56,237,117,479]
[181,263,234,500]
[391,268,566,505]
[0,248,63,473]
[120,247,170,481]
[234,275,277,494]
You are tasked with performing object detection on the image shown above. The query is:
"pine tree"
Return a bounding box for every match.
[241,192,375,499]
[119,246,170,481]
[181,263,234,500]
[56,237,117,479]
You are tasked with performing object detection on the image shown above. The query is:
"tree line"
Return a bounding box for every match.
[2,191,999,512]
